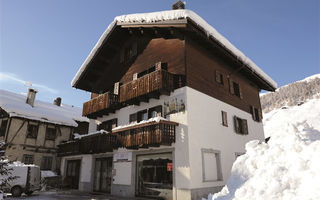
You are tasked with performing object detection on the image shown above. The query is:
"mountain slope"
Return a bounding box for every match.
[261,74,320,113]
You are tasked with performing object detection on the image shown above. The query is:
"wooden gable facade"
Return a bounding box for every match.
[75,18,273,119]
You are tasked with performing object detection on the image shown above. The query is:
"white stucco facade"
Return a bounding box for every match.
[60,86,265,199]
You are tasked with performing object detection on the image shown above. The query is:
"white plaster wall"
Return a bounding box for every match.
[113,161,132,185]
[88,119,98,133]
[80,155,93,183]
[186,87,264,189]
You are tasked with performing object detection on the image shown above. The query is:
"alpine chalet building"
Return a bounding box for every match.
[58,8,277,200]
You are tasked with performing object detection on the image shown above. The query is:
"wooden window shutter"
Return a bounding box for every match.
[215,70,220,83]
[242,119,248,135]
[221,111,228,126]
[239,83,243,99]
[249,106,254,120]
[258,108,263,122]
[234,116,239,133]
[229,78,234,94]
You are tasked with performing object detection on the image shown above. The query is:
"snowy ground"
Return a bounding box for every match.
[203,98,320,200]
[4,190,154,200]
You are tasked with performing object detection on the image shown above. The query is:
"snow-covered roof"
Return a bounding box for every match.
[0,89,89,127]
[72,9,277,90]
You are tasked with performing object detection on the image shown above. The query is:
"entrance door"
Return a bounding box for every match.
[136,153,173,200]
[93,157,112,193]
[65,160,81,189]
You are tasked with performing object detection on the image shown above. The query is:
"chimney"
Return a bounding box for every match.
[26,88,37,107]
[53,97,62,106]
[172,0,185,10]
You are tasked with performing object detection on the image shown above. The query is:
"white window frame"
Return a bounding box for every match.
[201,148,223,182]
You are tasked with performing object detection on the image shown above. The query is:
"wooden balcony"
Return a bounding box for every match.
[82,92,119,118]
[119,69,175,105]
[113,120,178,149]
[57,133,118,157]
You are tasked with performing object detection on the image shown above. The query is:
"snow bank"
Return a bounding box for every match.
[0,89,88,127]
[204,99,320,200]
[72,9,276,89]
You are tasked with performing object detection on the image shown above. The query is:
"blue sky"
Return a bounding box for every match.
[1,0,319,107]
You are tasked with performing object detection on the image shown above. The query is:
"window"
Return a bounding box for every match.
[229,79,242,98]
[27,123,38,138]
[45,126,56,140]
[23,154,34,164]
[250,105,254,118]
[215,71,224,85]
[97,118,117,132]
[129,113,137,124]
[233,82,241,97]
[148,105,162,118]
[41,156,53,170]
[234,116,248,135]
[250,105,261,122]
[0,119,8,137]
[221,111,228,127]
[137,110,148,122]
[201,149,223,182]
[254,108,260,122]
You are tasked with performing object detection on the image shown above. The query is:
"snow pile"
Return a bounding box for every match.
[8,161,36,167]
[112,116,168,131]
[72,9,276,89]
[73,129,109,139]
[204,98,320,200]
[41,170,57,178]
[0,89,88,127]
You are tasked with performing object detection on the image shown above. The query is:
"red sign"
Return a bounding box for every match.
[167,163,173,171]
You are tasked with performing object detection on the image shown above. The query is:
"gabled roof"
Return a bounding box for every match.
[0,89,89,127]
[72,9,277,91]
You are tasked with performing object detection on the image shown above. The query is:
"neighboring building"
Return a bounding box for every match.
[58,7,276,200]
[0,89,89,172]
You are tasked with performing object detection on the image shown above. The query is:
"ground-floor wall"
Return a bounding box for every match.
[5,144,59,171]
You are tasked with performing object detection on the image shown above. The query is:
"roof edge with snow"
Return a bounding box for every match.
[71,9,277,90]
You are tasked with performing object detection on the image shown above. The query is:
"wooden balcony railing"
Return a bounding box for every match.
[113,120,178,149]
[119,69,175,104]
[57,133,118,157]
[82,92,119,118]
[58,120,178,155]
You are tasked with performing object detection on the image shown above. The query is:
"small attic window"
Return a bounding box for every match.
[120,41,137,63]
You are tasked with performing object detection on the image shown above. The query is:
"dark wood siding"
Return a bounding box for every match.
[120,38,185,84]
[185,37,261,114]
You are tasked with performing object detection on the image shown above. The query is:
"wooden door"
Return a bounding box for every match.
[66,160,81,189]
[93,157,112,193]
